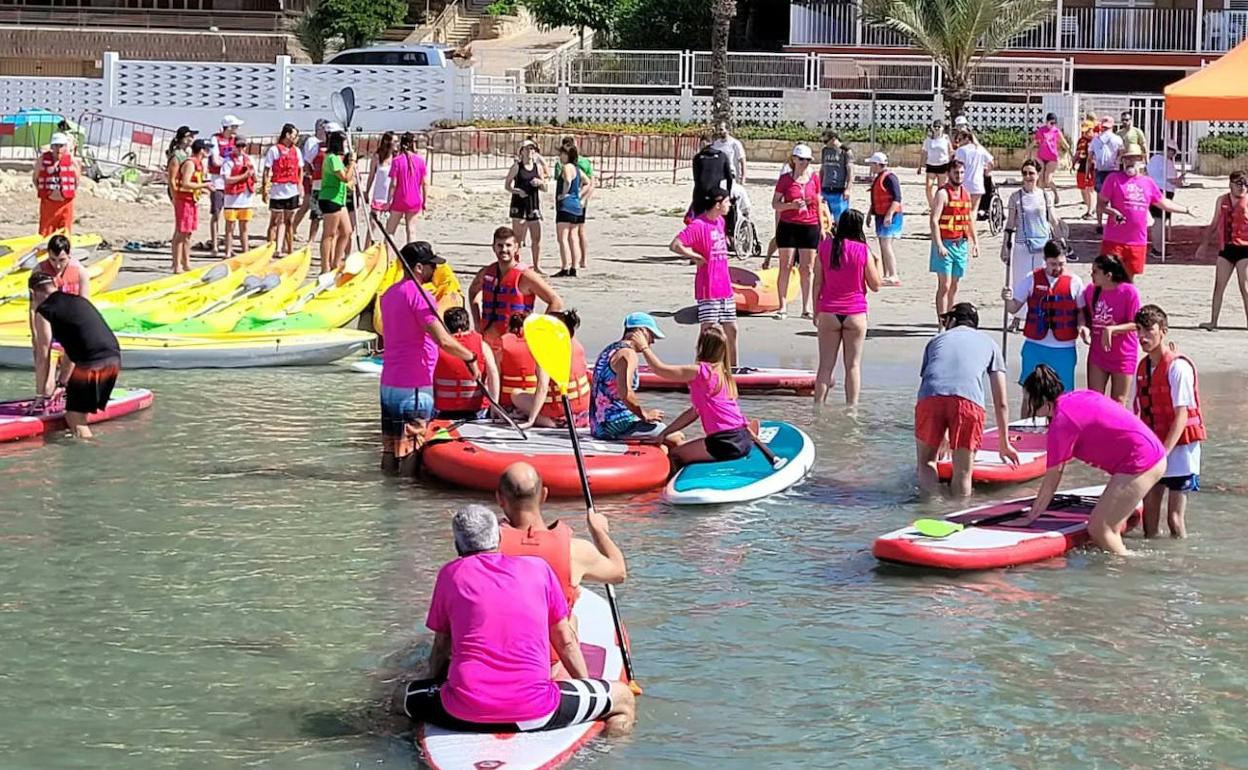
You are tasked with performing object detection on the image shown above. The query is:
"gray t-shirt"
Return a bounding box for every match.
[917,325,1006,407]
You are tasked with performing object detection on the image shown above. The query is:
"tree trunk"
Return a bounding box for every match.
[943,70,972,124]
[710,0,736,127]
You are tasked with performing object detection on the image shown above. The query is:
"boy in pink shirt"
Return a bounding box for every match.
[1098,144,1189,278]
[1009,365,1165,556]
[670,188,738,367]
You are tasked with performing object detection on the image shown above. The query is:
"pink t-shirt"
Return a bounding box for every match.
[1034,125,1061,163]
[689,362,747,435]
[427,552,568,723]
[379,279,439,388]
[1083,281,1140,375]
[817,237,869,315]
[1101,172,1162,246]
[775,172,821,225]
[389,152,427,214]
[1046,390,1165,474]
[679,214,732,301]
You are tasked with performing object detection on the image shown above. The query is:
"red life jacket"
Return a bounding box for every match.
[1220,193,1248,248]
[870,171,901,217]
[310,145,327,183]
[1023,269,1079,342]
[539,339,591,423]
[937,183,971,241]
[175,156,205,202]
[38,258,85,296]
[433,331,485,414]
[1134,351,1206,446]
[479,264,535,339]
[499,332,537,409]
[270,143,302,185]
[498,520,579,608]
[36,150,77,201]
[223,152,255,195]
[208,132,236,175]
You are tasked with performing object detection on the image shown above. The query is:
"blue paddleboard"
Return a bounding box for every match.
[663,421,815,505]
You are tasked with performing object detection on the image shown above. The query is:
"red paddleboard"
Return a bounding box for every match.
[637,366,815,395]
[0,387,153,443]
[421,420,669,497]
[936,419,1048,484]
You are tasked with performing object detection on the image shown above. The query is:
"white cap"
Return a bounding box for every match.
[953,115,969,127]
[325,121,344,132]
[867,151,888,166]
[222,114,243,127]
[49,132,70,146]
[791,143,813,160]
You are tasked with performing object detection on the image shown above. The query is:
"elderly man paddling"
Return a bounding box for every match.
[401,504,636,736]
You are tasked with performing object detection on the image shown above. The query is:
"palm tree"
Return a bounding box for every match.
[710,0,737,126]
[861,0,1052,119]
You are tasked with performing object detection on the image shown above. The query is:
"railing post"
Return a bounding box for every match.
[1195,0,1204,52]
[102,51,119,109]
[276,54,291,111]
[854,0,863,46]
[1054,0,1063,51]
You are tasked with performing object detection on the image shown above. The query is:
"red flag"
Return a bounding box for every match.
[131,129,154,146]
[0,122,15,136]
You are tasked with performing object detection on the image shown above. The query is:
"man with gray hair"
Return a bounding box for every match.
[402,505,636,736]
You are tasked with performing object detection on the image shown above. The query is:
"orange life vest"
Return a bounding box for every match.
[1134,351,1206,446]
[498,520,579,608]
[223,152,255,195]
[433,331,485,414]
[479,264,535,339]
[175,156,205,202]
[937,183,971,241]
[36,150,77,201]
[38,258,85,296]
[869,171,901,217]
[310,145,327,182]
[499,332,537,409]
[270,143,302,185]
[1023,269,1079,342]
[207,131,236,175]
[539,339,591,422]
[1220,193,1248,248]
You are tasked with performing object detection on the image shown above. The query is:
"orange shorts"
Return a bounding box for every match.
[915,395,986,451]
[224,208,253,222]
[1100,241,1147,278]
[39,198,74,236]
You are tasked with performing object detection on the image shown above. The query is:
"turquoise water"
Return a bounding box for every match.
[1,366,1246,769]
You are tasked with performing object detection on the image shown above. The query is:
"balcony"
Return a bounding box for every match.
[789,2,1248,55]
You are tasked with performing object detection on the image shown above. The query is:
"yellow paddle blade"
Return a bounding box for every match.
[523,313,571,392]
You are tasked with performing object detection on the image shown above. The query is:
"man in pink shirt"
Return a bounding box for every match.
[670,188,738,367]
[401,505,636,735]
[1097,144,1190,279]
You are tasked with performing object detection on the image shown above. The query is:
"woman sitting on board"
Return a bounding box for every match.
[1009,363,1166,556]
[813,208,882,407]
[633,326,757,468]
[511,309,591,430]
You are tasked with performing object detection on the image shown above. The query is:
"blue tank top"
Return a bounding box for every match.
[589,341,639,439]
[557,166,584,216]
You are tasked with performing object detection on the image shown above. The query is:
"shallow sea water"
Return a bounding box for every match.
[1,365,1246,770]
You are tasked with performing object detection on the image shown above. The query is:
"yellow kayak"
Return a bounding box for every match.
[0,253,125,325]
[152,248,312,334]
[0,234,49,276]
[95,243,273,310]
[235,243,386,332]
[127,243,277,328]
[0,233,104,295]
[372,258,464,337]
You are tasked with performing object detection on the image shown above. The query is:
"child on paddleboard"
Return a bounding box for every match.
[1133,304,1205,538]
[633,326,777,468]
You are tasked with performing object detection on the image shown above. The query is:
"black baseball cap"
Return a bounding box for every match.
[399,241,445,267]
[941,302,980,329]
[191,138,211,153]
[28,271,56,291]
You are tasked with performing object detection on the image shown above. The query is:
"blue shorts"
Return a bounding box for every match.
[380,385,434,457]
[822,192,849,224]
[1161,474,1200,492]
[929,238,969,278]
[874,212,903,239]
[591,418,666,441]
[1019,341,1077,391]
[1094,170,1113,193]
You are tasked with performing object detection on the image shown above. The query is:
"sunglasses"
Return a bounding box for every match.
[1233,180,1248,188]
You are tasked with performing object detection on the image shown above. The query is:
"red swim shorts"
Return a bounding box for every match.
[174,197,200,235]
[915,395,986,451]
[39,198,74,236]
[1100,241,1147,278]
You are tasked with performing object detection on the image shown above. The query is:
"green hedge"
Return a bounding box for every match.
[1198,133,1248,158]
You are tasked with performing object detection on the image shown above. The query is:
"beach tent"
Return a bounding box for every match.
[1164,38,1248,120]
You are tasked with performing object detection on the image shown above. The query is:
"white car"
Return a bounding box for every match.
[326,44,448,67]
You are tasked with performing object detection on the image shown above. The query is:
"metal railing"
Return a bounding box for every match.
[1204,9,1248,53]
[1062,6,1197,52]
[690,51,808,92]
[562,49,684,90]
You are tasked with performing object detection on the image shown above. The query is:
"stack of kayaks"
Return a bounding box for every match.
[418,588,626,770]
[0,387,154,443]
[638,366,816,395]
[0,253,124,325]
[664,421,815,504]
[234,243,386,333]
[0,232,104,294]
[421,420,670,497]
[937,419,1049,485]
[730,265,799,315]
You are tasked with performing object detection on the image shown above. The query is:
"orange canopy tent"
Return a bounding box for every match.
[1164,38,1248,120]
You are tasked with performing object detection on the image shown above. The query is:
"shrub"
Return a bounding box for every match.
[1198,133,1248,158]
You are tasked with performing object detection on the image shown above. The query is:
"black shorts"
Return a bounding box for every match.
[1220,244,1248,264]
[556,210,586,225]
[269,195,300,211]
[926,163,951,175]
[510,194,542,222]
[775,221,820,250]
[308,193,324,220]
[319,199,344,215]
[1148,190,1176,219]
[705,426,753,462]
[403,677,614,733]
[64,358,119,415]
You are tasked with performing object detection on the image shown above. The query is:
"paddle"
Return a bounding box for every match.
[330,86,368,251]
[524,313,642,696]
[911,493,1099,538]
[368,210,525,439]
[274,251,365,317]
[1001,239,1012,358]
[747,420,786,470]
[187,273,282,319]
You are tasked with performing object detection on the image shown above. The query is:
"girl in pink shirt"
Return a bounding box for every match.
[812,209,882,407]
[634,326,756,468]
[1031,114,1068,202]
[386,132,430,245]
[670,189,738,366]
[1083,254,1140,407]
[1010,365,1165,556]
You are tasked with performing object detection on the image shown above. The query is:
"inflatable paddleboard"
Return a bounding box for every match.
[664,421,815,505]
[421,420,669,497]
[936,419,1049,484]
[418,588,625,770]
[730,265,798,315]
[638,366,815,395]
[0,387,154,443]
[872,485,1135,570]
[351,354,382,375]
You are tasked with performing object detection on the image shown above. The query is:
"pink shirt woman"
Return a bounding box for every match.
[816,236,870,315]
[775,172,821,225]
[1034,124,1062,163]
[1046,389,1164,475]
[1084,280,1140,375]
[389,150,428,214]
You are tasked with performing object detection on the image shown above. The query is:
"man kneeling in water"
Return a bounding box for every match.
[401,505,636,736]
